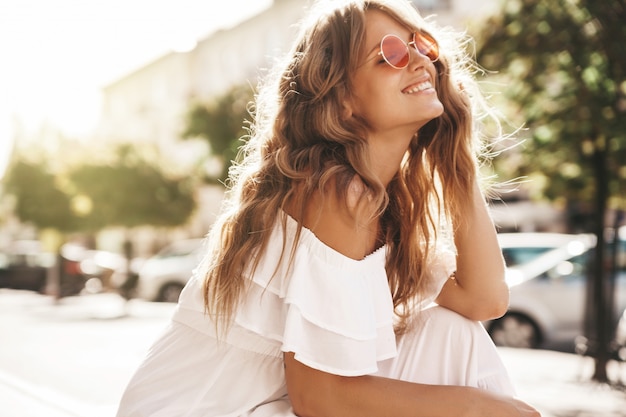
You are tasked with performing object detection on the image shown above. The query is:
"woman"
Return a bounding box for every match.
[117,0,541,416]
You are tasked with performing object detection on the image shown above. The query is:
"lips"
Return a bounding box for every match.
[402,80,433,94]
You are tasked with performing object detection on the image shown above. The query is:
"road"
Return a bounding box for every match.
[0,290,175,417]
[1,289,625,417]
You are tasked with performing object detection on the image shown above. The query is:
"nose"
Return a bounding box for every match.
[407,44,430,69]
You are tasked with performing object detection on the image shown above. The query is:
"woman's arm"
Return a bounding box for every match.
[435,181,510,321]
[284,353,540,417]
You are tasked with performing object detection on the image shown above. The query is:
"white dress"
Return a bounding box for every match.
[116,214,515,417]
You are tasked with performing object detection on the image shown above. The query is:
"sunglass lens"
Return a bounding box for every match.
[414,32,439,61]
[381,35,410,69]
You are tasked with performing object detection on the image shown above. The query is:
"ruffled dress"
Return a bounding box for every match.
[116,213,514,417]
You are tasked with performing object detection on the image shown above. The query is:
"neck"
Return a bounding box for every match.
[368,131,415,186]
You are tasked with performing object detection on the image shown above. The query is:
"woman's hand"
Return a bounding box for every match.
[469,388,542,417]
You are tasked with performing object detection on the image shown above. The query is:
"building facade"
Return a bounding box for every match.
[95,0,503,250]
[97,0,498,152]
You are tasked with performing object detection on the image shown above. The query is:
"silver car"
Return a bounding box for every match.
[487,231,626,351]
[135,239,205,303]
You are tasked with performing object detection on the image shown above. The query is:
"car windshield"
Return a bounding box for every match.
[502,247,554,267]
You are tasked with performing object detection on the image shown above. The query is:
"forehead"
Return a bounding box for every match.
[363,9,413,42]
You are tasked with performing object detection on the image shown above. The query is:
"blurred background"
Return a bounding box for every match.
[0,0,625,416]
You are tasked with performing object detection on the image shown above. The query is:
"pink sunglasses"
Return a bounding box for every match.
[375,31,439,69]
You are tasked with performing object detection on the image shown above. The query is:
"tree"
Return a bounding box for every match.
[68,145,196,230]
[3,157,81,297]
[4,159,77,232]
[182,84,254,182]
[68,144,197,295]
[2,144,198,297]
[476,0,626,382]
[4,145,197,232]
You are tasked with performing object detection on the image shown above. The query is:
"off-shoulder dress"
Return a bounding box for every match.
[116,213,514,417]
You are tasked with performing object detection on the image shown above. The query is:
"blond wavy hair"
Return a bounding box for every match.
[202,0,497,334]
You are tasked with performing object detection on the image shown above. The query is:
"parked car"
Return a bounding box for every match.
[135,239,205,303]
[487,231,626,351]
[0,240,55,293]
[71,246,130,294]
[0,240,127,297]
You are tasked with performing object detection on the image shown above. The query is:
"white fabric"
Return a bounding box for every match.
[375,305,516,394]
[116,214,513,417]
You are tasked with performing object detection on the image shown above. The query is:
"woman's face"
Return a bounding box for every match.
[348,9,444,141]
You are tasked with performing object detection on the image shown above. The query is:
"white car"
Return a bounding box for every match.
[135,239,205,303]
[487,231,626,351]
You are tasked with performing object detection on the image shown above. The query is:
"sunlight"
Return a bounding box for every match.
[0,0,272,136]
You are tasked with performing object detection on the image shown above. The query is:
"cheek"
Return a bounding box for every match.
[349,83,387,119]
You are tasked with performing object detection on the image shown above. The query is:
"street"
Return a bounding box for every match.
[1,289,625,417]
[0,290,174,417]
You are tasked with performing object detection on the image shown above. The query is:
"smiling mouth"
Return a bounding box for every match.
[402,81,433,94]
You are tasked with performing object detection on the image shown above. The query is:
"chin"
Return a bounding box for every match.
[433,99,445,115]
[429,105,445,122]
[424,103,445,121]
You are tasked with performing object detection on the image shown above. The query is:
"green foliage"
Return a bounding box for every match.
[3,159,76,231]
[476,0,626,207]
[182,84,254,182]
[68,145,196,230]
[2,144,197,233]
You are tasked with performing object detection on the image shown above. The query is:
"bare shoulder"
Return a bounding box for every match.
[301,176,380,260]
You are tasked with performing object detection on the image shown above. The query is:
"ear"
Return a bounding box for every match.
[341,98,354,119]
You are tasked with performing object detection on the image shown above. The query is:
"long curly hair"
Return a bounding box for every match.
[202,0,497,333]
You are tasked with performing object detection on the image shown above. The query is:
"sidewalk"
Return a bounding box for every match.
[2,349,624,416]
[499,348,626,416]
[1,290,625,416]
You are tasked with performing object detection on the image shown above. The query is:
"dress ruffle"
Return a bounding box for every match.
[234,213,397,376]
[176,213,456,377]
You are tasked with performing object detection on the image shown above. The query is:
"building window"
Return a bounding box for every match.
[412,0,452,12]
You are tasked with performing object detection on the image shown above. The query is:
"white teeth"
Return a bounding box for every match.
[403,81,432,94]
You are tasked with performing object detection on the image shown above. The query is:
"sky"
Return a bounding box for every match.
[0,0,272,177]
